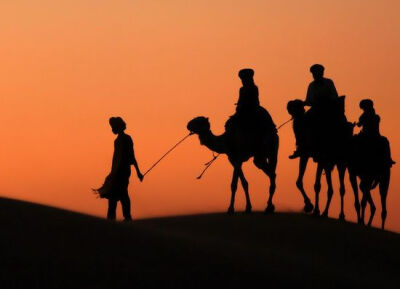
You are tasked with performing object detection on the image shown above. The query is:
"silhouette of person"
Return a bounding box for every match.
[303,64,344,161]
[357,99,380,137]
[305,64,338,107]
[355,99,395,167]
[97,117,143,221]
[226,68,276,135]
[236,68,260,114]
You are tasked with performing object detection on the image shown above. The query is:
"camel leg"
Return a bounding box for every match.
[349,168,361,224]
[228,166,240,214]
[380,182,388,230]
[322,168,334,218]
[337,164,346,221]
[366,193,376,227]
[360,178,375,227]
[254,136,278,214]
[296,156,313,213]
[253,157,276,214]
[379,169,390,230]
[265,171,276,214]
[313,164,323,216]
[238,168,252,213]
[360,178,369,225]
[265,135,279,213]
[360,194,367,225]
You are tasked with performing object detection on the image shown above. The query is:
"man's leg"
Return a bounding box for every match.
[107,198,118,220]
[120,193,132,221]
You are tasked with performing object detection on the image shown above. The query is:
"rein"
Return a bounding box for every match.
[277,118,293,130]
[143,132,193,177]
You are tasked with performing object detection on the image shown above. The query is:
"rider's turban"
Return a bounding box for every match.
[109,117,126,131]
[310,64,324,74]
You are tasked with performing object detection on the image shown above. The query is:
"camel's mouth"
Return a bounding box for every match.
[186,121,196,134]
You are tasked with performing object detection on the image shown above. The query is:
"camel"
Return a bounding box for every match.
[287,98,361,221]
[306,128,360,221]
[353,136,393,229]
[293,126,392,229]
[288,98,393,229]
[294,151,360,221]
[187,115,279,214]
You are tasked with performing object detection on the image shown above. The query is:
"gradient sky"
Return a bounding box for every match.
[1,0,399,230]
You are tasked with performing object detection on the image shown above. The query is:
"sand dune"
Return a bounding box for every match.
[0,197,398,288]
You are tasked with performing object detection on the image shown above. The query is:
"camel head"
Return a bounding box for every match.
[287,99,305,118]
[187,116,210,135]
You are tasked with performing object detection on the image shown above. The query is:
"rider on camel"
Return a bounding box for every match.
[226,69,276,136]
[356,99,395,167]
[304,64,345,161]
[305,64,338,108]
[288,64,340,159]
[236,68,260,115]
[357,99,380,137]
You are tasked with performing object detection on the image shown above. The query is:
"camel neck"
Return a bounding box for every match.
[199,130,226,154]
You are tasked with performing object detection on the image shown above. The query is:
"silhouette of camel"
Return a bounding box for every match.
[295,137,358,220]
[313,134,363,221]
[351,136,393,229]
[355,166,391,229]
[309,120,357,220]
[292,123,392,229]
[288,97,393,229]
[187,116,279,214]
[290,65,357,220]
[311,101,393,229]
[287,98,361,221]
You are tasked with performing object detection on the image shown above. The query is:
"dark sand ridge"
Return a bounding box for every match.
[0,197,399,288]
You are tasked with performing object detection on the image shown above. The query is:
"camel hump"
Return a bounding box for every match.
[354,135,394,174]
[258,106,277,131]
[225,105,277,138]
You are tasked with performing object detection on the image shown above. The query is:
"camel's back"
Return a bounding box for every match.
[224,106,278,158]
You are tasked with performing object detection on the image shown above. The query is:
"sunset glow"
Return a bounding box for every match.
[1,0,399,230]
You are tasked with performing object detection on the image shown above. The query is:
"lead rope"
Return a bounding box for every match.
[196,117,293,179]
[143,132,193,177]
[277,117,293,130]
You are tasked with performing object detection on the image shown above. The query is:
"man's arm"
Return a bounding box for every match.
[357,114,364,127]
[129,138,144,181]
[236,87,243,106]
[132,154,143,181]
[304,83,313,106]
[328,79,339,99]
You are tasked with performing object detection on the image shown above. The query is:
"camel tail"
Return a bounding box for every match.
[371,180,379,190]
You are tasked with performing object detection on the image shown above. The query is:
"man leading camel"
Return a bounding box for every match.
[94,117,144,221]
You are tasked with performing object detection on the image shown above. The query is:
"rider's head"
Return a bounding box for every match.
[359,99,374,112]
[109,117,126,134]
[310,64,324,80]
[238,68,254,86]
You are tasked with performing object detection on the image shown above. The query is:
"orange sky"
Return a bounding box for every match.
[0,0,399,230]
